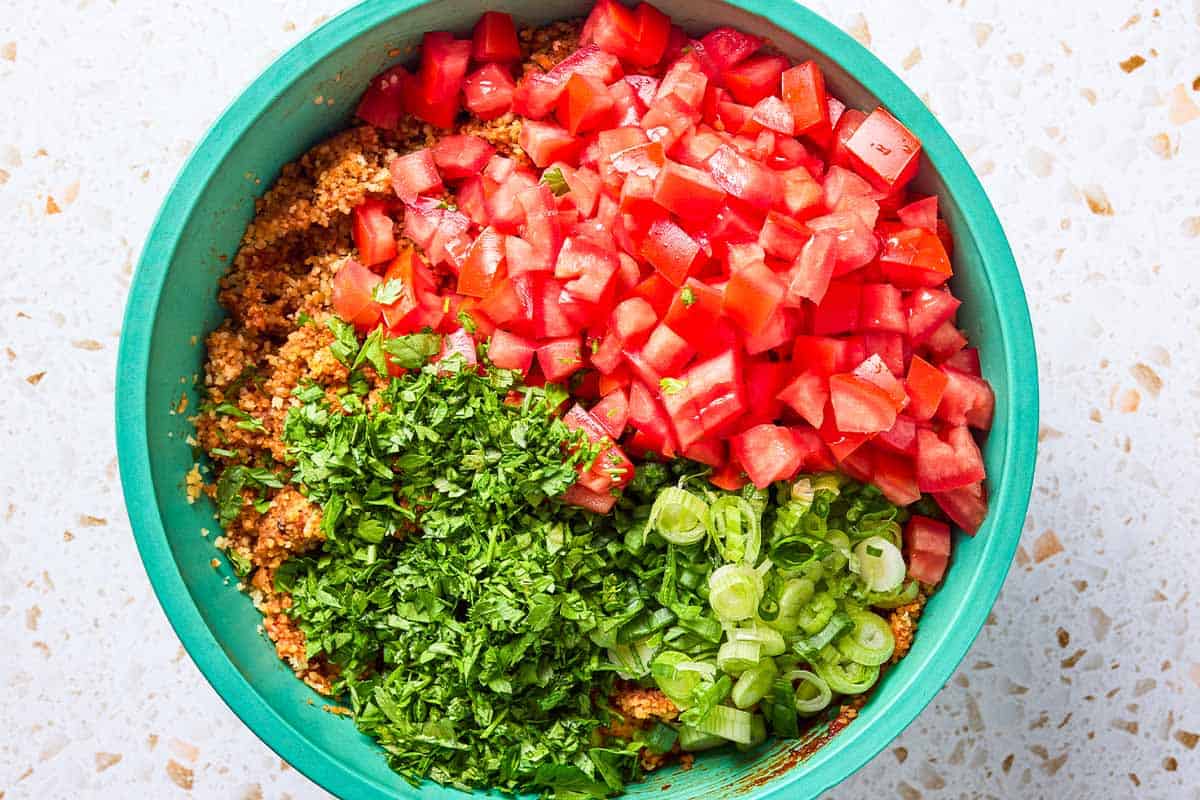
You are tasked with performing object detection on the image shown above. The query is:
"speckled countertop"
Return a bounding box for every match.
[1,0,1198,797]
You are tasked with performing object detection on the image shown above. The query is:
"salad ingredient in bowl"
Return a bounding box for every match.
[171,1,1017,797]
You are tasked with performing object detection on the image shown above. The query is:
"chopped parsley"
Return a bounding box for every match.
[371,278,405,305]
[214,403,267,434]
[658,377,687,396]
[540,167,571,197]
[679,286,696,307]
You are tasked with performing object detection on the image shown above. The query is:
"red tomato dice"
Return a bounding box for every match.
[472,11,521,62]
[723,261,785,336]
[537,337,585,382]
[463,63,516,120]
[936,368,995,430]
[591,388,630,439]
[829,373,898,434]
[488,329,536,373]
[410,33,472,129]
[706,145,783,210]
[640,217,702,286]
[904,515,952,583]
[731,424,804,488]
[563,482,618,514]
[390,149,443,203]
[750,95,795,135]
[331,259,383,328]
[781,61,831,145]
[933,482,988,535]
[777,370,828,428]
[897,195,938,231]
[905,355,948,421]
[519,120,582,168]
[432,135,496,181]
[640,322,694,375]
[653,160,727,221]
[758,211,810,262]
[879,226,953,288]
[457,227,508,298]
[857,283,906,333]
[356,65,411,130]
[907,288,961,344]
[698,26,761,71]
[722,55,789,105]
[844,107,921,191]
[915,426,986,492]
[352,199,398,267]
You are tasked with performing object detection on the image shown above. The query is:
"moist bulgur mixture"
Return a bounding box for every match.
[193,16,928,787]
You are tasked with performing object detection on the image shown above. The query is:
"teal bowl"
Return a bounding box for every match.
[116,1,1038,797]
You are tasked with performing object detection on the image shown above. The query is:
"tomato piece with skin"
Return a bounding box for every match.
[817,412,871,461]
[456,227,508,298]
[698,26,761,71]
[897,195,938,231]
[810,280,862,335]
[845,107,922,191]
[936,368,995,430]
[722,55,789,105]
[356,65,411,129]
[472,11,521,62]
[875,414,919,457]
[390,149,443,203]
[640,322,694,375]
[656,53,709,111]
[608,297,657,347]
[519,120,582,168]
[432,135,496,181]
[750,95,795,135]
[829,373,898,434]
[641,94,700,151]
[590,330,625,374]
[922,321,968,363]
[653,159,727,221]
[742,306,795,355]
[555,236,619,305]
[778,166,825,220]
[723,261,785,336]
[777,370,828,429]
[852,354,908,411]
[409,33,472,129]
[591,388,630,439]
[663,278,723,341]
[731,424,805,489]
[933,482,988,535]
[743,360,788,425]
[332,259,383,329]
[916,426,986,492]
[683,437,726,468]
[943,346,981,377]
[536,337,585,382]
[857,283,907,333]
[435,327,479,369]
[628,379,679,457]
[352,199,398,267]
[758,211,810,262]
[904,515,952,583]
[487,329,536,373]
[792,335,861,376]
[640,216,702,286]
[563,482,618,514]
[859,331,906,377]
[905,355,948,421]
[830,107,867,167]
[907,288,961,344]
[781,61,832,146]
[629,274,677,317]
[682,349,746,437]
[379,248,439,331]
[879,226,953,288]
[707,145,783,210]
[463,63,516,120]
[478,274,537,336]
[806,210,880,275]
[790,425,836,471]
[557,73,617,135]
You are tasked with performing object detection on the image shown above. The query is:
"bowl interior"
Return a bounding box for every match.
[117,1,1037,798]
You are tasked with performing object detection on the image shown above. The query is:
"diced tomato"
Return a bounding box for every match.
[829,373,898,434]
[609,297,658,346]
[806,210,879,275]
[487,329,536,373]
[792,335,858,376]
[781,61,831,146]
[518,184,565,272]
[916,425,985,492]
[904,515,952,583]
[536,337,585,382]
[879,226,953,288]
[844,107,921,191]
[641,94,699,151]
[640,217,702,286]
[725,242,765,273]
[457,226,507,298]
[515,43,623,119]
[857,283,906,333]
[640,322,694,375]
[680,438,724,468]
[378,247,437,329]
[731,424,804,488]
[897,195,938,231]
[723,261,785,335]
[563,482,618,513]
[722,55,789,105]
[653,160,727,221]
[356,65,411,129]
[790,425,835,471]
[627,274,674,317]
[743,306,795,355]
[923,321,968,362]
[905,355,948,421]
[409,33,472,129]
[750,95,795,135]
[907,288,961,344]
[716,99,754,134]
[598,366,632,396]
[875,414,918,457]
[472,11,521,62]
[818,413,870,461]
[656,53,710,110]
[590,330,625,374]
[941,346,980,377]
[390,149,443,203]
[810,280,861,335]
[426,208,472,269]
[829,107,866,165]
[777,370,827,428]
[662,278,721,341]
[432,135,496,182]
[351,199,398,267]
[782,231,836,306]
[558,73,616,135]
[698,26,761,71]
[757,212,809,262]
[628,379,679,456]
[707,145,783,210]
[457,176,490,226]
[859,331,906,376]
[554,236,618,304]
[519,120,582,168]
[435,327,479,369]
[742,360,788,425]
[933,482,988,535]
[331,259,382,328]
[779,166,824,219]
[936,368,995,430]
[463,63,516,120]
[479,274,537,336]
[591,388,630,439]
[680,349,746,437]
[852,354,908,410]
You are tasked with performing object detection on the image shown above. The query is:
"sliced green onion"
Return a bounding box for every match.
[729,623,787,657]
[771,578,816,634]
[868,578,920,609]
[647,487,709,545]
[853,536,906,593]
[789,476,816,507]
[695,704,755,744]
[609,635,659,679]
[767,679,799,737]
[651,651,704,704]
[643,721,678,754]
[814,659,880,695]
[810,473,842,494]
[732,658,778,709]
[717,640,762,674]
[708,495,762,566]
[821,530,851,573]
[677,724,726,752]
[835,610,895,666]
[619,607,678,643]
[794,610,853,662]
[708,563,763,622]
[796,591,836,635]
[736,714,768,751]
[783,669,832,714]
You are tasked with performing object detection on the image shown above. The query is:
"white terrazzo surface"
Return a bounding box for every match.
[2,0,1199,797]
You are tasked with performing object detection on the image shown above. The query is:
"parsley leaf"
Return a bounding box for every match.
[214,403,267,434]
[382,332,442,370]
[680,286,696,307]
[371,279,405,305]
[658,377,687,396]
[328,317,360,366]
[540,167,571,197]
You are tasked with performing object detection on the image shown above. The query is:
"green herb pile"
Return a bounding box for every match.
[253,324,918,798]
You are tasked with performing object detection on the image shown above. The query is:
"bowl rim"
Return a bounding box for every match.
[116,1,1038,797]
